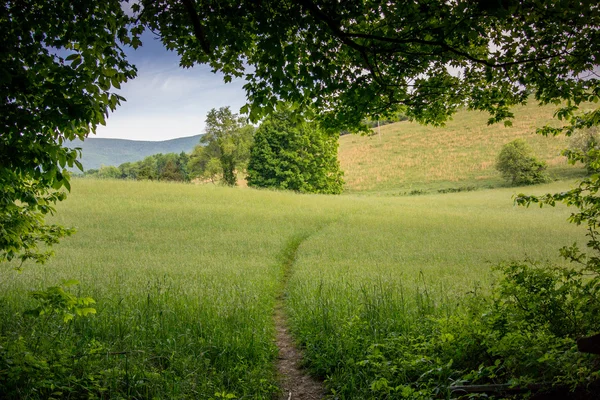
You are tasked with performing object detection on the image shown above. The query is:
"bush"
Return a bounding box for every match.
[496,139,549,185]
[246,106,344,194]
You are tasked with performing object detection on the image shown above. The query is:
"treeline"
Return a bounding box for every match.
[84,152,190,182]
[84,104,345,194]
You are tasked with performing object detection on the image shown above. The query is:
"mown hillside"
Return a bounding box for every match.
[338,102,591,194]
[67,134,202,170]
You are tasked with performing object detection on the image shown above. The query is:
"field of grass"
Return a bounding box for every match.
[0,178,588,398]
[338,102,591,194]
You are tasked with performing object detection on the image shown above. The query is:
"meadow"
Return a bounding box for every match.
[0,177,587,399]
[338,102,589,194]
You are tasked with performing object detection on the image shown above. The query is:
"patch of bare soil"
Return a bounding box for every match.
[274,300,325,400]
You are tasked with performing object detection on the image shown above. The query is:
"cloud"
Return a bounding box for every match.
[98,67,246,140]
[95,33,248,141]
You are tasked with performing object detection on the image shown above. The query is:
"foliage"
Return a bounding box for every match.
[24,280,96,323]
[496,139,549,185]
[0,280,100,399]
[288,262,600,399]
[140,1,599,132]
[0,0,138,265]
[490,262,600,339]
[246,106,344,194]
[568,127,600,174]
[515,150,600,277]
[85,152,190,182]
[188,107,254,185]
[95,165,122,180]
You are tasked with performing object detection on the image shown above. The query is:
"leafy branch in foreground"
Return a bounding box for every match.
[140,0,599,130]
[24,280,97,324]
[1,1,139,267]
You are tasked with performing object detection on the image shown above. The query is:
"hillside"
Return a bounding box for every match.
[67,134,202,170]
[338,102,591,194]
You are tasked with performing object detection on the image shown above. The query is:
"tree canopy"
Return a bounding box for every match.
[1,1,138,264]
[139,0,599,130]
[85,152,190,182]
[2,0,599,263]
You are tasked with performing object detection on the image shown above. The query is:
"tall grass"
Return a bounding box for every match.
[0,179,585,398]
[0,180,338,398]
[285,182,586,397]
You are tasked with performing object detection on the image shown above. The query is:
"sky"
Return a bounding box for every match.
[95,32,248,141]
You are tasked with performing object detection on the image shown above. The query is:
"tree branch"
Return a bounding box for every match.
[180,0,211,56]
[297,0,562,70]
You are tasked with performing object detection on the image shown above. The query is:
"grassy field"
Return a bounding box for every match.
[0,178,586,398]
[338,102,590,194]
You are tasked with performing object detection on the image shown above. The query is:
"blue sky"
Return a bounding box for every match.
[95,32,247,141]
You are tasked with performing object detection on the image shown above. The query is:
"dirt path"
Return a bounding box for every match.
[274,235,325,400]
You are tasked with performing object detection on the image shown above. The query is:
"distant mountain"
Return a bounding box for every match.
[67,134,203,171]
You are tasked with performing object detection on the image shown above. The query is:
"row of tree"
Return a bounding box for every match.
[85,152,190,182]
[85,105,345,194]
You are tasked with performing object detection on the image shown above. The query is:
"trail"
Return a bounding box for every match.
[274,234,325,400]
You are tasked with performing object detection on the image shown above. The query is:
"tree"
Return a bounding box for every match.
[246,106,344,194]
[176,152,191,181]
[567,127,600,174]
[118,162,139,180]
[136,157,158,181]
[160,159,185,181]
[188,142,217,181]
[190,107,254,186]
[1,1,138,264]
[96,165,122,180]
[496,139,549,186]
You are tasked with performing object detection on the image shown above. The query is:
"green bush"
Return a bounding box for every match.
[496,139,549,185]
[246,106,344,194]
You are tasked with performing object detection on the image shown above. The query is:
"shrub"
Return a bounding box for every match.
[247,106,344,194]
[496,139,549,185]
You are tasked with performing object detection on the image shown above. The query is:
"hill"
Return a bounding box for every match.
[338,102,592,194]
[67,134,202,170]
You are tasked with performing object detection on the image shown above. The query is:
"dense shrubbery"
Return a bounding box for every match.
[496,139,549,185]
[292,261,600,399]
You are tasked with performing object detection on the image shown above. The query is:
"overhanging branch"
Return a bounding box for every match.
[180,0,211,56]
[297,0,563,70]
